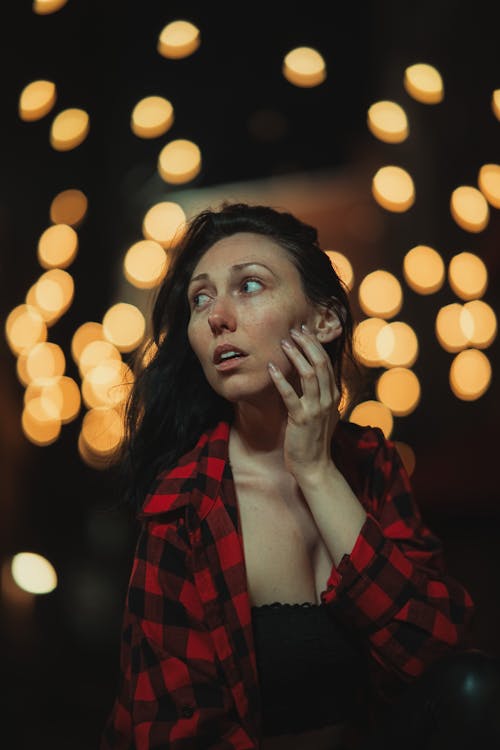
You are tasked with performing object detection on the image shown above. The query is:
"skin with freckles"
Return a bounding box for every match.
[187,232,343,479]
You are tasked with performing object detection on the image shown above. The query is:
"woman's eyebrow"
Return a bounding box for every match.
[188,262,277,288]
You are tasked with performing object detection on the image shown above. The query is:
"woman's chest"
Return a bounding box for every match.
[233,475,334,607]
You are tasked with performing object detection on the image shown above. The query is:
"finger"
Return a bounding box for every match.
[280,336,321,405]
[288,328,334,410]
[268,361,302,413]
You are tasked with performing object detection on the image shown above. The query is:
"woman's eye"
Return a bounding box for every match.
[191,278,263,308]
[241,278,263,293]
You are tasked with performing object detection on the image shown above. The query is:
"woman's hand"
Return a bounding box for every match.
[268,324,342,479]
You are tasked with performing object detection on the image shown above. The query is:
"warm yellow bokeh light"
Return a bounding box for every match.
[376,367,421,416]
[37,223,78,269]
[449,349,491,401]
[325,251,354,291]
[25,341,66,382]
[492,90,500,121]
[79,340,122,378]
[403,245,445,295]
[50,189,88,227]
[158,139,201,184]
[27,268,74,324]
[102,303,146,353]
[25,375,81,424]
[11,552,57,594]
[18,79,56,121]
[435,303,471,352]
[123,240,168,289]
[372,166,415,212]
[81,407,125,456]
[358,270,403,319]
[478,164,500,209]
[131,96,174,138]
[377,321,419,368]
[21,397,61,445]
[5,304,47,356]
[142,201,186,248]
[448,251,488,300]
[394,441,416,477]
[404,63,444,104]
[157,20,200,59]
[349,400,394,438]
[450,186,489,233]
[82,360,134,409]
[282,47,326,88]
[353,318,389,367]
[50,108,90,151]
[463,300,497,349]
[367,100,409,143]
[71,322,104,365]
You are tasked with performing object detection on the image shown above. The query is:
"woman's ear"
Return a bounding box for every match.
[313,303,344,342]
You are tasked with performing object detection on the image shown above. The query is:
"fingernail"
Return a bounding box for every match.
[268,361,278,373]
[281,338,292,348]
[301,324,309,333]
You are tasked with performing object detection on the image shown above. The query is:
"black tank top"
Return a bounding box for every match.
[251,601,370,737]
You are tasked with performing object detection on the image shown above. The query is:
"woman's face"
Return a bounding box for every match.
[187,231,317,403]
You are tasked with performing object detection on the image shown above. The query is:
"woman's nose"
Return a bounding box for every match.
[207,296,236,333]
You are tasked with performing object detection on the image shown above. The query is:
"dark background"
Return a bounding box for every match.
[0,2,499,747]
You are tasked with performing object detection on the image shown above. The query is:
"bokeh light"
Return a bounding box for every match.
[353,317,388,367]
[403,245,445,294]
[21,397,62,445]
[376,367,421,416]
[157,20,200,59]
[50,108,90,151]
[463,300,497,349]
[372,165,415,212]
[11,552,57,594]
[450,186,489,232]
[79,340,122,378]
[142,201,186,248]
[158,139,201,184]
[24,375,81,424]
[349,400,394,438]
[33,0,68,14]
[37,223,78,269]
[448,251,488,300]
[123,240,168,289]
[282,46,326,87]
[71,322,105,365]
[358,270,403,318]
[102,303,146,353]
[435,303,472,352]
[131,96,174,138]
[377,321,419,368]
[26,268,75,324]
[80,407,125,457]
[404,63,444,103]
[325,250,354,291]
[25,341,66,382]
[5,304,48,356]
[478,164,500,208]
[367,100,409,143]
[449,349,492,401]
[50,189,88,227]
[18,79,56,121]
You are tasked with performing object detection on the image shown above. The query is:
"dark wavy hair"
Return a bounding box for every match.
[109,202,359,516]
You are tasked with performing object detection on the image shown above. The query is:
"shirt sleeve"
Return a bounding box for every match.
[321,427,476,700]
[100,517,257,750]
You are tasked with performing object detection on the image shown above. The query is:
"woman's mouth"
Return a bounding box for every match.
[214,354,248,371]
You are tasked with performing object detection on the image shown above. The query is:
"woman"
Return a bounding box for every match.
[100,203,496,749]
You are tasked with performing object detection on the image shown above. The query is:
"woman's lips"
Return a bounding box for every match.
[214,355,248,371]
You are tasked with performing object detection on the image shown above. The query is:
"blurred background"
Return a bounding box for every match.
[1,1,499,747]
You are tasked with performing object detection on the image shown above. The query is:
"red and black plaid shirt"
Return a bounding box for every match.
[101,419,475,749]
